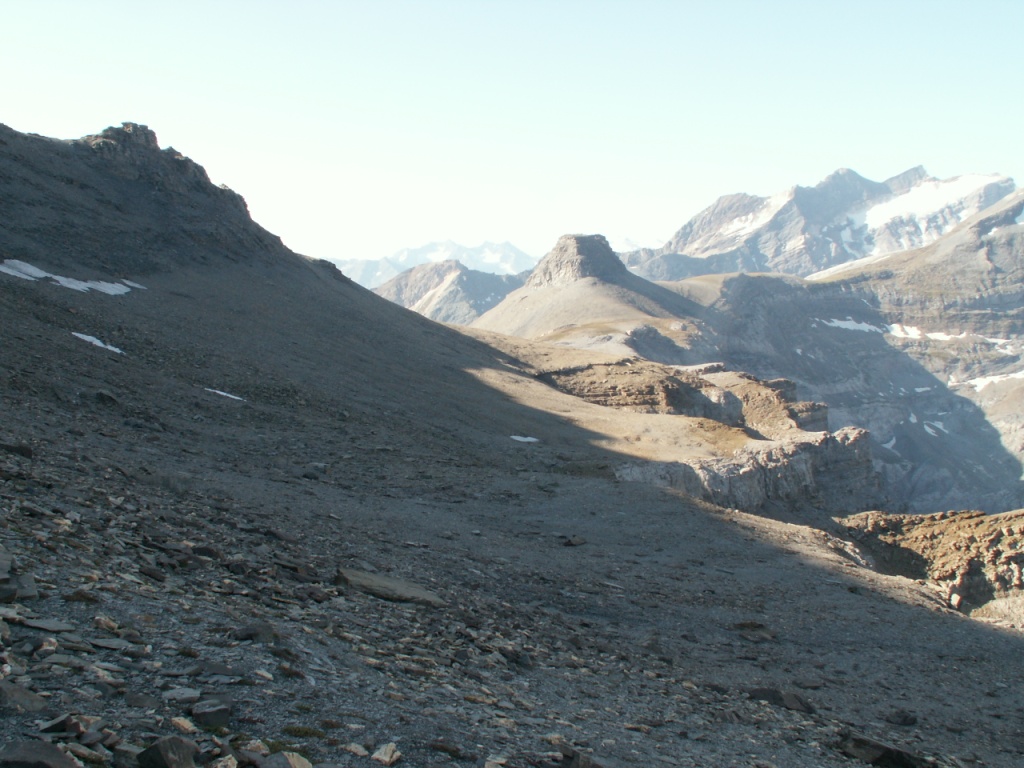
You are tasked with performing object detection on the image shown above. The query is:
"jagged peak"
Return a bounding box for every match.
[526,234,627,288]
[83,122,162,151]
[883,166,932,194]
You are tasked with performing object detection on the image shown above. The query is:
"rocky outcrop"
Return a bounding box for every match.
[0,122,292,275]
[843,509,1024,613]
[526,234,627,288]
[616,427,877,518]
[536,360,744,424]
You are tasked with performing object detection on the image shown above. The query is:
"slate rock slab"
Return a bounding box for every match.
[0,742,80,768]
[0,680,48,712]
[335,567,446,607]
[138,736,198,768]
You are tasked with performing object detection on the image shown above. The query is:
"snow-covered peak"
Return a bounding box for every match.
[336,241,536,288]
[856,173,1011,234]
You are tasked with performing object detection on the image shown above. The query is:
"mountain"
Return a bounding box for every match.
[372,259,525,325]
[336,240,535,288]
[476,218,1024,514]
[5,122,1024,767]
[473,234,706,349]
[623,167,1015,280]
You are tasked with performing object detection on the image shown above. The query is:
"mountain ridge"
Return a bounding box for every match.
[623,166,1016,280]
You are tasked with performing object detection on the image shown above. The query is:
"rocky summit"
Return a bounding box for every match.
[3,123,1024,768]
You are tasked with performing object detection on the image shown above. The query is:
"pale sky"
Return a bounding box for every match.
[4,0,1022,263]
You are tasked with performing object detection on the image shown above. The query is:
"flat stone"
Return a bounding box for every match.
[23,619,76,633]
[369,744,401,766]
[191,699,232,729]
[232,622,277,643]
[0,546,14,579]
[137,736,198,768]
[162,687,202,704]
[89,637,134,650]
[836,730,933,766]
[0,741,80,768]
[263,753,312,768]
[336,568,446,607]
[0,680,48,712]
[125,691,163,709]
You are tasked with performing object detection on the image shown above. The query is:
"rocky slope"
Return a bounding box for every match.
[622,167,1015,280]
[373,260,525,325]
[4,122,1024,768]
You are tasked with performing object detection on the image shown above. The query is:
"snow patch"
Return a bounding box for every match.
[857,174,1003,234]
[882,437,897,450]
[72,333,123,354]
[909,413,918,423]
[820,317,885,333]
[961,369,1024,392]
[510,435,540,443]
[1,259,135,295]
[717,190,791,240]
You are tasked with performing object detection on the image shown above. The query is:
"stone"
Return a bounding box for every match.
[0,680,48,712]
[162,687,202,704]
[191,699,232,729]
[836,730,935,766]
[369,744,401,766]
[232,622,278,643]
[262,754,312,768]
[89,638,134,650]
[23,619,76,633]
[112,745,144,768]
[0,742,80,768]
[746,687,815,714]
[137,737,198,768]
[171,717,198,734]
[335,568,445,607]
[125,691,163,709]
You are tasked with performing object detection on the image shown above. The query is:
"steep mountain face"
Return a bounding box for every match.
[372,259,525,324]
[623,167,1015,280]
[336,240,535,288]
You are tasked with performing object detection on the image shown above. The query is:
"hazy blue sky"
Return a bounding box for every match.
[4,0,1022,262]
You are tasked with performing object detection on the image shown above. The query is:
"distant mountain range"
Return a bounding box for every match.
[377,167,1017,324]
[373,260,526,325]
[336,240,535,288]
[623,166,1015,280]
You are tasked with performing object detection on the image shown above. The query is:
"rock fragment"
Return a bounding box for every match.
[0,742,80,768]
[335,568,445,607]
[137,736,199,768]
[370,743,401,766]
